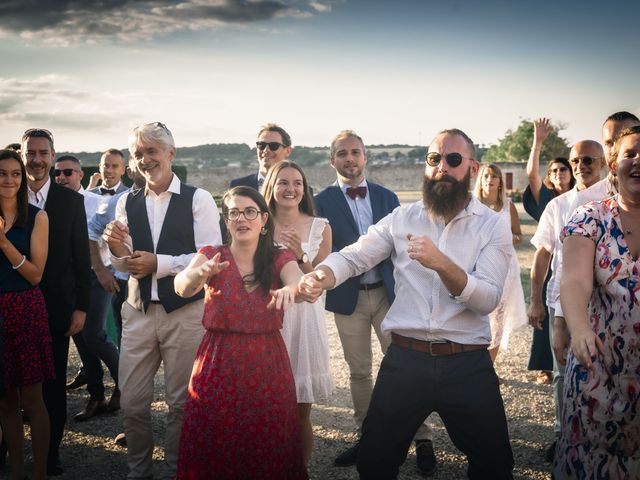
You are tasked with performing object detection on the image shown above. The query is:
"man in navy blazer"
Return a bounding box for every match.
[229,123,292,191]
[314,130,435,474]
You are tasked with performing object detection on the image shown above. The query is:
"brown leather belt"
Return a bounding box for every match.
[391,333,488,356]
[359,281,384,291]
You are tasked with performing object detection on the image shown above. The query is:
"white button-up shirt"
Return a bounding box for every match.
[111,174,221,300]
[321,196,512,345]
[531,179,614,315]
[27,177,51,208]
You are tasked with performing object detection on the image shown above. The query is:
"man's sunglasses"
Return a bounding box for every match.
[425,152,469,168]
[225,207,261,221]
[54,168,80,177]
[256,141,284,151]
[569,156,600,166]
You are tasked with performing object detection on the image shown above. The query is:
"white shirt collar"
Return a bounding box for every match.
[28,177,51,207]
[144,173,180,197]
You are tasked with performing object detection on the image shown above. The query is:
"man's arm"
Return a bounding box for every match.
[527,246,551,330]
[90,240,119,293]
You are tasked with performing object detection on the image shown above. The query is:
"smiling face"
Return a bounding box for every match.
[273,167,304,209]
[0,156,23,200]
[256,130,291,177]
[330,135,367,186]
[224,194,269,245]
[131,140,175,193]
[569,141,604,190]
[54,159,84,191]
[548,160,571,190]
[22,136,54,190]
[613,133,640,200]
[99,152,126,188]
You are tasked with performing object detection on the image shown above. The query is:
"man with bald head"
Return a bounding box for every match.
[528,139,606,462]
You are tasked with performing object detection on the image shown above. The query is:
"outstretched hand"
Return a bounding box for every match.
[267,285,297,311]
[298,269,328,302]
[197,252,230,282]
[534,117,552,143]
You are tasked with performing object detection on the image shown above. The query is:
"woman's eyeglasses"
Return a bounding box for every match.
[425,152,469,168]
[256,141,284,151]
[549,167,569,174]
[54,168,80,177]
[225,207,261,221]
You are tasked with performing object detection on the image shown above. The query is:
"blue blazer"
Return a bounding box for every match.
[230,173,260,190]
[314,181,400,315]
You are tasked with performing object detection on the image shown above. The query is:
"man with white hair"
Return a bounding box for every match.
[104,122,221,479]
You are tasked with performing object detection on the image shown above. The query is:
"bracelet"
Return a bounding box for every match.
[12,255,26,270]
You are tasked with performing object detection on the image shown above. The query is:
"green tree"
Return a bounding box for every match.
[483,120,570,163]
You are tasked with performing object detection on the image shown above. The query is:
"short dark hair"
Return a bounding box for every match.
[0,149,29,228]
[21,128,54,150]
[257,123,291,147]
[56,155,82,166]
[103,148,124,158]
[604,111,640,125]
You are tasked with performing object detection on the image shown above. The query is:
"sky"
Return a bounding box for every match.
[1,0,639,152]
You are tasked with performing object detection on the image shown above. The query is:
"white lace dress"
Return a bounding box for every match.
[489,199,528,350]
[281,217,334,403]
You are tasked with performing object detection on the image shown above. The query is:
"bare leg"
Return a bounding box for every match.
[0,389,25,480]
[297,403,313,467]
[20,383,50,480]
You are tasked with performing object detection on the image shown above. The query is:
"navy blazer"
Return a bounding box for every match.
[229,173,260,190]
[41,182,91,333]
[314,181,400,315]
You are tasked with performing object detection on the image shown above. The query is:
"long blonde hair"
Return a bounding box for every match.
[474,163,505,211]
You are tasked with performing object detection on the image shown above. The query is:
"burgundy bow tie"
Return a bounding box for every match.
[346,186,367,200]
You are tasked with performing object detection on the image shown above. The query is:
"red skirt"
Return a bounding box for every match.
[0,288,55,390]
[177,330,308,480]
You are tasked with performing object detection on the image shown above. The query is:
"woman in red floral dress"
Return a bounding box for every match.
[175,186,308,480]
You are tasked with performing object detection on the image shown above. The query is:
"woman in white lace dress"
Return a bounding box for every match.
[473,163,527,363]
[262,161,333,467]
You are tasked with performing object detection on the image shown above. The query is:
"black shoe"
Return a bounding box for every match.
[334,443,359,467]
[545,440,557,463]
[66,370,87,391]
[47,456,64,476]
[415,440,437,476]
[114,433,127,448]
[0,437,7,468]
[73,399,108,422]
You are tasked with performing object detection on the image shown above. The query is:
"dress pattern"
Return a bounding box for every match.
[0,204,54,390]
[280,217,334,403]
[176,245,308,480]
[489,199,527,350]
[553,196,640,479]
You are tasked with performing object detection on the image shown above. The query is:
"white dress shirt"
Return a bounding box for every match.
[111,174,221,300]
[27,177,51,208]
[336,179,381,285]
[320,196,513,345]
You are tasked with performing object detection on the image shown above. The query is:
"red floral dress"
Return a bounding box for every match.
[176,246,308,480]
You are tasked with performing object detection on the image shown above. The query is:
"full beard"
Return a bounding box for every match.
[422,169,472,219]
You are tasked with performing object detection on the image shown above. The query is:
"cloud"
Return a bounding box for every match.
[0,0,332,45]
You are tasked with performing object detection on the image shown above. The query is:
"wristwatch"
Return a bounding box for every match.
[297,252,309,264]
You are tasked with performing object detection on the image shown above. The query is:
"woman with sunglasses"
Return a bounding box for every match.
[261,161,333,467]
[0,149,54,480]
[174,186,308,480]
[473,164,527,367]
[554,125,640,478]
[523,118,575,386]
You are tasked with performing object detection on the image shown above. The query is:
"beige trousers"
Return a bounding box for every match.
[334,287,432,441]
[119,300,204,479]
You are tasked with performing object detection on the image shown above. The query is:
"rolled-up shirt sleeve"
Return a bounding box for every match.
[451,213,512,315]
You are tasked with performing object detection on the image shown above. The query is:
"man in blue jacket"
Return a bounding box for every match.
[314,130,435,475]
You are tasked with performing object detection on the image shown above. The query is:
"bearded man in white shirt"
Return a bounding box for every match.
[300,128,514,480]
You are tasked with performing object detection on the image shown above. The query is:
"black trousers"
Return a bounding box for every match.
[357,344,514,480]
[42,332,70,461]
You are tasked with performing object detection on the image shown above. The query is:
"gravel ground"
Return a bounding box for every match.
[3,203,555,479]
[3,321,554,480]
